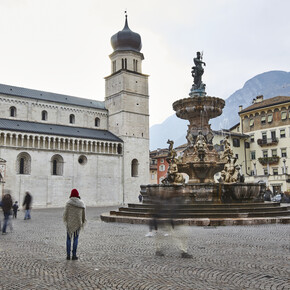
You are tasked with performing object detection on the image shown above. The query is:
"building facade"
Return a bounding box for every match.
[0,16,149,206]
[239,95,290,194]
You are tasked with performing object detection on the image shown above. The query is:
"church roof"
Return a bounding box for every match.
[111,15,142,53]
[0,83,106,110]
[0,118,122,142]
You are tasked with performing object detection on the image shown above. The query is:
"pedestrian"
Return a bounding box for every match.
[63,189,86,261]
[12,201,19,218]
[138,194,143,203]
[2,193,13,234]
[22,191,32,220]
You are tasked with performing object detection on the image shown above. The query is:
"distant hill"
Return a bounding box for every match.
[150,71,290,150]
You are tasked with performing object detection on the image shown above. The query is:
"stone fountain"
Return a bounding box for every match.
[143,51,264,204]
[101,53,290,226]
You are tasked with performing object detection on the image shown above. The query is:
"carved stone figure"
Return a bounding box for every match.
[220,156,240,183]
[221,135,233,160]
[191,51,206,91]
[193,131,208,161]
[162,140,185,185]
[162,158,185,185]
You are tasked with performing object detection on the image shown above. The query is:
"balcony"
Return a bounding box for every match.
[258,156,280,165]
[257,138,279,147]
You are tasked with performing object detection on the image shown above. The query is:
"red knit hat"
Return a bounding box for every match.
[70,189,79,198]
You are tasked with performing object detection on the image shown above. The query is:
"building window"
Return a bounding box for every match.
[95,117,100,127]
[261,116,266,124]
[159,164,165,172]
[41,110,48,121]
[250,135,255,142]
[272,149,277,157]
[131,159,138,177]
[112,60,116,73]
[233,138,240,147]
[263,150,268,158]
[235,154,239,159]
[267,114,273,123]
[51,154,64,176]
[264,168,268,175]
[281,111,287,120]
[10,106,16,117]
[249,119,254,127]
[122,58,127,70]
[262,132,267,140]
[280,129,286,138]
[281,148,287,158]
[282,167,288,174]
[133,59,138,72]
[273,168,278,176]
[250,151,256,160]
[16,152,31,175]
[117,144,122,154]
[271,131,276,140]
[151,174,155,180]
[250,170,255,176]
[69,114,75,124]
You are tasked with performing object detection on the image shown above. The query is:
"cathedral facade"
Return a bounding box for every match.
[0,16,149,207]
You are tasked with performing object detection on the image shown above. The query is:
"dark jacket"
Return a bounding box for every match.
[2,194,13,214]
[23,193,32,210]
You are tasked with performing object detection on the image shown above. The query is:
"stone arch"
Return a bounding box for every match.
[131,159,139,177]
[16,152,31,174]
[51,154,64,176]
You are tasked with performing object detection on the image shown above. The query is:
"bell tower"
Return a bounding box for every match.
[105,15,149,203]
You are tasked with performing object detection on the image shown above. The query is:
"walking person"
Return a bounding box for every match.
[63,189,86,261]
[12,201,19,218]
[22,191,32,220]
[2,193,13,234]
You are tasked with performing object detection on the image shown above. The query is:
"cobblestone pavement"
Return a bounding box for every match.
[0,207,289,290]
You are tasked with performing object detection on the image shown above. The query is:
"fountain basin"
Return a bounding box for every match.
[141,182,265,203]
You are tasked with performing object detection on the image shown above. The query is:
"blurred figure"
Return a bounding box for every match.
[63,189,86,261]
[150,195,192,258]
[2,193,13,234]
[22,191,32,220]
[12,201,19,218]
[264,187,273,201]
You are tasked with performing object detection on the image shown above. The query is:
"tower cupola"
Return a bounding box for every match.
[111,15,142,52]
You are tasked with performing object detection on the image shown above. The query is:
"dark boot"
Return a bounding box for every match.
[72,256,78,260]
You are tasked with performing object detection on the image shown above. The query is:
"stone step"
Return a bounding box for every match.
[118,206,290,214]
[127,202,281,209]
[110,209,290,219]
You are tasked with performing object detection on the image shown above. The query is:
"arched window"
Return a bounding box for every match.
[117,144,122,154]
[131,159,138,177]
[133,59,138,72]
[122,58,127,70]
[51,154,64,176]
[16,152,31,174]
[95,117,100,127]
[10,106,16,117]
[41,110,48,121]
[69,114,75,124]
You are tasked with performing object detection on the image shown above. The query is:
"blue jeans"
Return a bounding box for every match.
[66,231,79,257]
[24,209,31,219]
[2,212,10,233]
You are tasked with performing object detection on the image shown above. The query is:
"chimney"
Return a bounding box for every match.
[239,105,243,112]
[255,95,264,103]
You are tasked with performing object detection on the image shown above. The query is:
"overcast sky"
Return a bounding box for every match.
[0,0,289,126]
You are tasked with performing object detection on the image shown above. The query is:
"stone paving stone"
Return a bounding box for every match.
[0,206,289,290]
